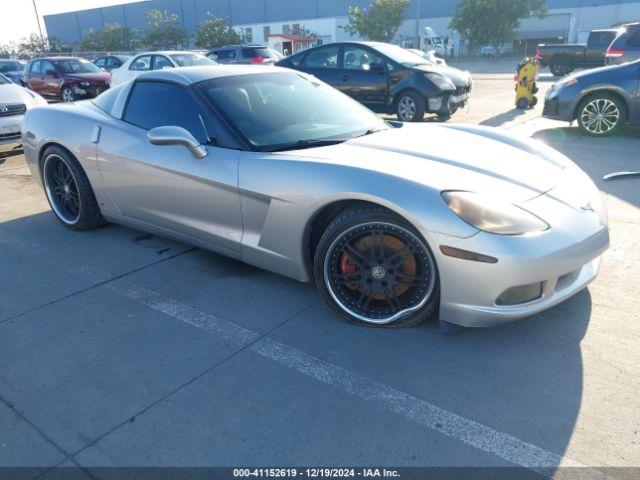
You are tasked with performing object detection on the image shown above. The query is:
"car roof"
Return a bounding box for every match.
[135,64,289,85]
[133,51,196,56]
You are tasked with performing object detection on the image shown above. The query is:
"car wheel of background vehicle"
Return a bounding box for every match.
[577,93,626,137]
[314,206,439,328]
[61,86,75,103]
[550,62,570,77]
[396,91,425,122]
[42,146,106,230]
[517,98,529,109]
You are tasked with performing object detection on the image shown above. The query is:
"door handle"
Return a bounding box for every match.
[341,74,350,82]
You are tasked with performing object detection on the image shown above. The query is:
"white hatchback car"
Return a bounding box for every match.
[110,51,217,86]
[0,73,47,154]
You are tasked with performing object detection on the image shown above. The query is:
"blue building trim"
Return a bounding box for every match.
[44,0,639,44]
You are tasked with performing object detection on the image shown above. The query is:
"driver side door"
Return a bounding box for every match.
[96,80,243,256]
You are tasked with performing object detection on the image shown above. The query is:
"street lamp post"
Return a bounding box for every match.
[32,0,45,44]
[414,0,421,49]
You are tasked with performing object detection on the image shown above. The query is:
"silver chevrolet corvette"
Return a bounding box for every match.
[22,65,609,330]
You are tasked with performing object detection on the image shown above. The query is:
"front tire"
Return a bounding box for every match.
[577,93,626,137]
[42,146,105,230]
[396,91,426,122]
[314,207,439,328]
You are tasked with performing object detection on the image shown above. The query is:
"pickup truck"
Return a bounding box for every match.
[537,29,619,76]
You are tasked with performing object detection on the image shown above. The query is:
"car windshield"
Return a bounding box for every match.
[170,53,217,66]
[198,72,387,151]
[371,43,429,66]
[0,74,10,85]
[54,59,102,74]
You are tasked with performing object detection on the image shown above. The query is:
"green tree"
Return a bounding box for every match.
[17,33,66,57]
[140,9,189,50]
[194,15,242,49]
[80,23,138,52]
[450,0,546,54]
[0,41,19,58]
[342,0,410,42]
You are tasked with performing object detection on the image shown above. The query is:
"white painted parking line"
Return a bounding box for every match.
[0,228,607,476]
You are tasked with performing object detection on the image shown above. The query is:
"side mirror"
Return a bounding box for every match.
[147,126,208,159]
[369,62,387,73]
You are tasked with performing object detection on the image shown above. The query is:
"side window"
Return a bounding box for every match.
[215,50,236,60]
[305,46,340,69]
[107,57,121,68]
[153,55,173,70]
[124,82,212,144]
[627,28,640,47]
[41,60,55,74]
[94,58,106,68]
[30,61,41,74]
[343,47,384,71]
[130,55,151,71]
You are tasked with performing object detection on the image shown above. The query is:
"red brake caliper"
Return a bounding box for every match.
[340,253,357,274]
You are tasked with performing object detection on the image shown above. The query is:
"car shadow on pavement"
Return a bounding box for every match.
[479,108,529,127]
[0,206,592,469]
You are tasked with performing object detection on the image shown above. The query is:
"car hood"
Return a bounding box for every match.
[284,123,571,202]
[0,83,36,104]
[65,72,111,83]
[411,63,472,87]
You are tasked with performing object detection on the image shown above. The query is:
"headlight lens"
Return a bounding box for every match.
[425,73,455,90]
[79,81,90,88]
[442,191,549,235]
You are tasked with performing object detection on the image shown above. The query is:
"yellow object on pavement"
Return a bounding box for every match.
[515,57,540,109]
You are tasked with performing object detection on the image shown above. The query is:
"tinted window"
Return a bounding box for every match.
[627,28,640,47]
[589,31,615,47]
[343,47,384,71]
[213,49,237,60]
[306,46,340,69]
[30,61,41,74]
[54,59,101,73]
[153,55,173,70]
[124,81,212,144]
[0,61,23,72]
[242,47,278,59]
[94,58,106,68]
[107,57,122,68]
[130,55,151,71]
[198,72,386,150]
[41,60,55,74]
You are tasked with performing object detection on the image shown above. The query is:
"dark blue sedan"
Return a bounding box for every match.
[543,59,640,136]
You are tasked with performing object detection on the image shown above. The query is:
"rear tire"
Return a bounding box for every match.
[550,62,572,77]
[41,146,106,230]
[313,206,439,328]
[577,93,626,137]
[396,91,426,122]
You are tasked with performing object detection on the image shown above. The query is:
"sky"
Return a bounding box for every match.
[0,0,140,44]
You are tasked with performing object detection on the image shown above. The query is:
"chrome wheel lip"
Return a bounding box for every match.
[323,222,436,325]
[398,96,417,121]
[580,98,620,135]
[43,154,81,225]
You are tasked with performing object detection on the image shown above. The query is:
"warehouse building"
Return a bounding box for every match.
[44,0,640,55]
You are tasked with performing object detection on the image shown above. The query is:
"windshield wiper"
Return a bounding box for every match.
[267,138,349,152]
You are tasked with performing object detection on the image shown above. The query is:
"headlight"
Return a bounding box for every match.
[442,191,549,235]
[79,81,91,88]
[425,73,455,91]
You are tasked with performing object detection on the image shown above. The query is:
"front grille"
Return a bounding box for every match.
[0,132,20,140]
[0,103,26,117]
[455,85,471,95]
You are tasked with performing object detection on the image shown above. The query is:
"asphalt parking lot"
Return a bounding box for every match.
[1,62,639,478]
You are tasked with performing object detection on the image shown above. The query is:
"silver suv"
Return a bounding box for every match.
[206,45,282,65]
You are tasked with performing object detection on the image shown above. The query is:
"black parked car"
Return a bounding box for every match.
[543,59,640,136]
[537,29,619,76]
[93,55,131,72]
[606,23,640,65]
[276,42,472,122]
